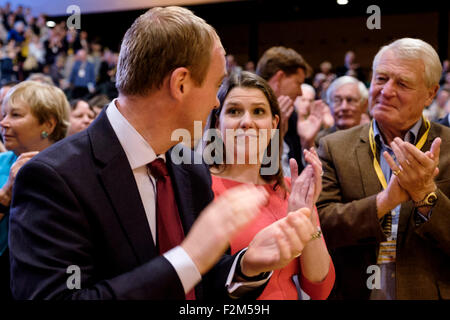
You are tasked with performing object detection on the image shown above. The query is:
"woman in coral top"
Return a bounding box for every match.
[205,71,335,300]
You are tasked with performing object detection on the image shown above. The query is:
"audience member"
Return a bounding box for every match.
[440,59,449,85]
[336,50,366,82]
[23,32,45,74]
[423,87,450,121]
[244,60,255,73]
[6,20,25,44]
[49,54,66,88]
[295,83,334,152]
[313,61,336,100]
[0,4,128,101]
[436,98,450,127]
[207,71,335,300]
[26,72,54,85]
[69,49,96,99]
[295,83,315,115]
[88,93,110,117]
[43,30,64,66]
[315,75,369,145]
[0,1,447,302]
[64,27,82,56]
[442,72,450,89]
[256,46,312,175]
[96,49,118,99]
[90,41,103,78]
[0,80,17,107]
[0,80,18,150]
[0,80,70,299]
[0,40,18,85]
[67,99,95,135]
[317,38,450,300]
[225,54,242,75]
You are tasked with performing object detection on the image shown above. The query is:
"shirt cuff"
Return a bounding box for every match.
[225,248,272,298]
[164,246,202,295]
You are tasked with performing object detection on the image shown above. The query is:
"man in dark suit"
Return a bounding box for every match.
[317,38,450,299]
[9,6,311,300]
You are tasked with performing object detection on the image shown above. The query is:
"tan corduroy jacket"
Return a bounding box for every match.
[317,121,450,300]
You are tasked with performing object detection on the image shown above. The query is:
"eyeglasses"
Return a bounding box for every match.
[332,96,360,106]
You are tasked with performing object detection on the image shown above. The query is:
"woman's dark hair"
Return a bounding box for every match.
[206,71,287,193]
[69,99,95,113]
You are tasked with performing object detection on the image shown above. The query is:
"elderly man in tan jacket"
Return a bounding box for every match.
[317,38,450,300]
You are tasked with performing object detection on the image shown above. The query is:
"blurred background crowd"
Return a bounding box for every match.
[0,2,117,110]
[0,1,448,129]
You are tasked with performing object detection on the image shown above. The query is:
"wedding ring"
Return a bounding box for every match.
[393,169,401,176]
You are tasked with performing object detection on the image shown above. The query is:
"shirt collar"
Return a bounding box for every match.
[373,117,423,149]
[106,99,165,169]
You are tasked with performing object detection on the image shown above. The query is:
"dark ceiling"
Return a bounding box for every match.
[52,0,449,55]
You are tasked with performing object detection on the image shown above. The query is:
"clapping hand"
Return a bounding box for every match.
[288,148,323,213]
[278,95,295,138]
[297,100,329,149]
[384,137,440,202]
[240,207,315,276]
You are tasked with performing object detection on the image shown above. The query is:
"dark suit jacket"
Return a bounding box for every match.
[9,108,256,300]
[284,111,305,172]
[437,114,450,127]
[317,122,450,300]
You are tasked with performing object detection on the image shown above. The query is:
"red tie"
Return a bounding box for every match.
[147,158,195,300]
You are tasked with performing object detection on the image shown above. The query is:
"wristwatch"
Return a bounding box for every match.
[413,191,438,207]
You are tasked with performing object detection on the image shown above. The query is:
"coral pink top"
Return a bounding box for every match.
[211,175,335,300]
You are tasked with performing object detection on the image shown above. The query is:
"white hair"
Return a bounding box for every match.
[14,21,25,29]
[326,75,368,106]
[301,83,315,96]
[372,38,442,88]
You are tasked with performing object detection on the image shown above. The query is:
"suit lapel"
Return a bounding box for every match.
[89,109,156,264]
[355,125,383,197]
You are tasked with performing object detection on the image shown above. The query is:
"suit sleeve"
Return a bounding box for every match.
[411,126,450,257]
[9,159,186,300]
[316,138,387,249]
